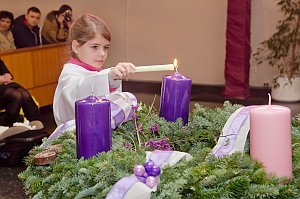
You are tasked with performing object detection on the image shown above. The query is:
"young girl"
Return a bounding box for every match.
[53,14,136,125]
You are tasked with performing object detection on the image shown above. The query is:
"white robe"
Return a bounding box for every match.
[53,63,121,125]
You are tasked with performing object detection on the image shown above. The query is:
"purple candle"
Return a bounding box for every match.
[159,72,192,125]
[75,95,111,159]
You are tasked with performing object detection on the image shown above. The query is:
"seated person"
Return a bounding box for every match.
[0,10,16,51]
[12,7,47,48]
[42,5,73,44]
[0,59,42,127]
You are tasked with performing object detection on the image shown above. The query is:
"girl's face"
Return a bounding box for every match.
[0,17,11,31]
[73,33,110,69]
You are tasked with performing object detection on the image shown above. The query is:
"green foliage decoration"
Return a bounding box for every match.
[19,101,300,198]
[253,0,300,80]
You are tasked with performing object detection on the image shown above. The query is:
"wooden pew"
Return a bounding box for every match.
[0,44,67,107]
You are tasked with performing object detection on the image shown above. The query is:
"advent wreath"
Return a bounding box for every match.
[19,101,300,198]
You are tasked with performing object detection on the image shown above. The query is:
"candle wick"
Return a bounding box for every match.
[268,93,271,105]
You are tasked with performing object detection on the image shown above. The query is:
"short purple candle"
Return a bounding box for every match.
[159,72,192,125]
[75,95,111,159]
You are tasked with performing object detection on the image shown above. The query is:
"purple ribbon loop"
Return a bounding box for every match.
[148,150,174,167]
[106,176,141,199]
[109,92,137,130]
[41,120,75,147]
[214,106,256,157]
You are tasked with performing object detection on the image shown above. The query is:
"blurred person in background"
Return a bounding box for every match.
[0,59,42,127]
[42,5,73,44]
[0,10,16,51]
[12,6,48,48]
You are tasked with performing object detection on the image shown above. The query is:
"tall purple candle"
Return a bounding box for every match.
[159,72,192,125]
[75,95,111,159]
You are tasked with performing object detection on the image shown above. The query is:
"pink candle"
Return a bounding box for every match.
[250,104,292,178]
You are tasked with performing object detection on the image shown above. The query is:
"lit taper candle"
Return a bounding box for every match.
[135,64,175,73]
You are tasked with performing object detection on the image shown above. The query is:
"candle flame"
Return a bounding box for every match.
[268,93,271,105]
[173,58,178,73]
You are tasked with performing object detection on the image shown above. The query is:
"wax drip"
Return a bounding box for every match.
[174,58,178,73]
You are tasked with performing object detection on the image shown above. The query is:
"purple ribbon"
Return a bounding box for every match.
[148,150,174,167]
[106,150,173,199]
[110,92,137,130]
[41,120,75,148]
[214,106,256,157]
[106,176,141,199]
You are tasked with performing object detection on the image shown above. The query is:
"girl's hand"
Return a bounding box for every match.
[110,62,136,80]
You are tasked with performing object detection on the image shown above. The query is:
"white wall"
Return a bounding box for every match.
[0,0,280,86]
[126,0,227,84]
[250,0,282,87]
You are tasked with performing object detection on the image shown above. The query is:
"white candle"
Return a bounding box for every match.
[135,64,175,73]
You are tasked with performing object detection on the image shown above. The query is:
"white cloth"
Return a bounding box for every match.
[53,63,121,125]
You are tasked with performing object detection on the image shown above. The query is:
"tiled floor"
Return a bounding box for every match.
[0,166,27,199]
[1,88,300,198]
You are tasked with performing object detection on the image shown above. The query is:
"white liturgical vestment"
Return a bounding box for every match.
[53,63,121,125]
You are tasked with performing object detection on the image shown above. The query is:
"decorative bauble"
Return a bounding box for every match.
[144,160,155,173]
[133,164,145,177]
[147,164,161,176]
[145,176,157,188]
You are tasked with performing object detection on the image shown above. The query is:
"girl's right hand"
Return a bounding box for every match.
[110,62,136,80]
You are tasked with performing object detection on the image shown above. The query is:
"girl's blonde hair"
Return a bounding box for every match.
[67,13,111,57]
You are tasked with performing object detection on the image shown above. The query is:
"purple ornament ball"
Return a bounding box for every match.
[147,165,161,176]
[144,160,155,173]
[146,176,157,188]
[134,164,145,177]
